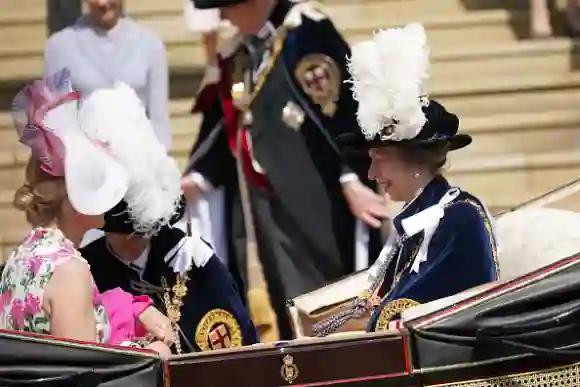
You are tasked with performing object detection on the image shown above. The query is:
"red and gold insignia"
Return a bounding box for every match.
[294,54,341,117]
[195,309,243,351]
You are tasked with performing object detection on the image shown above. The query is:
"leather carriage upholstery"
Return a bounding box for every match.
[0,330,164,387]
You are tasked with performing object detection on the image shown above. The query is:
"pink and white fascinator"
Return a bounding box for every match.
[11,69,129,216]
[12,69,182,235]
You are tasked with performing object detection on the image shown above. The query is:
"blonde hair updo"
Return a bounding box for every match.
[13,157,66,227]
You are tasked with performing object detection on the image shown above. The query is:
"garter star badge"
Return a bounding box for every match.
[195,309,243,351]
[295,54,340,117]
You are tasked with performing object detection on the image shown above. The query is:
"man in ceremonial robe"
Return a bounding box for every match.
[80,200,258,353]
[181,0,386,340]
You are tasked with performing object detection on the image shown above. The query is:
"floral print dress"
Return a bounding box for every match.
[0,228,110,343]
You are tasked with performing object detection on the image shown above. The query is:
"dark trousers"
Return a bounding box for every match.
[46,0,82,36]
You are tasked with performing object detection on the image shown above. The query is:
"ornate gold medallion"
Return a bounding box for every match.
[280,354,299,384]
[375,298,420,331]
[195,309,243,351]
[294,54,341,117]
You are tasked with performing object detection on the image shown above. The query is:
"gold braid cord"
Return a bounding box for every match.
[161,273,190,355]
[427,362,580,387]
[160,220,193,355]
[375,298,420,331]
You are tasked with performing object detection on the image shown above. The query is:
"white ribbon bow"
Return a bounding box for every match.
[401,188,461,274]
[164,235,214,275]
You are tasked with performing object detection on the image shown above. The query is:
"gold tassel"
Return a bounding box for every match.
[245,240,279,343]
[235,114,280,343]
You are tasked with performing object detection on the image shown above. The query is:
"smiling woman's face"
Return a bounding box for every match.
[368,147,417,202]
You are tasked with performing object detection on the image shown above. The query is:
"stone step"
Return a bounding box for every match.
[433,68,580,97]
[0,208,28,233]
[0,7,526,83]
[431,39,578,80]
[162,10,525,70]
[440,87,580,117]
[7,38,569,109]
[448,149,580,208]
[2,61,579,130]
[460,109,580,156]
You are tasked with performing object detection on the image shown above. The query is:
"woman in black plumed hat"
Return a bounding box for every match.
[315,23,500,335]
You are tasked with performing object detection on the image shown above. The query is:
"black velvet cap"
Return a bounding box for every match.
[190,0,247,10]
[101,196,186,235]
[340,99,471,152]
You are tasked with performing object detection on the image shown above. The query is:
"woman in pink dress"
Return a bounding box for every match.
[0,68,183,357]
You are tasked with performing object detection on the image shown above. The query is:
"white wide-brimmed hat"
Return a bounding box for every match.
[12,68,182,235]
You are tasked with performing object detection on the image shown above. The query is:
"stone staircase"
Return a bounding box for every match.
[1,0,579,260]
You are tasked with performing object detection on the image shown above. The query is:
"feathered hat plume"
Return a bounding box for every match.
[78,83,182,235]
[346,23,430,141]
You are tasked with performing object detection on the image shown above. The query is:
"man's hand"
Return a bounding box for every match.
[138,306,175,346]
[181,174,203,203]
[146,341,173,359]
[342,180,389,228]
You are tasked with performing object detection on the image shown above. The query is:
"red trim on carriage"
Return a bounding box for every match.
[163,359,172,387]
[0,328,154,355]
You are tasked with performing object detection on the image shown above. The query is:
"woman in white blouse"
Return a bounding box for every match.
[43,0,172,150]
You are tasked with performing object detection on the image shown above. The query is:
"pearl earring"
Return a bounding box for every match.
[413,171,420,179]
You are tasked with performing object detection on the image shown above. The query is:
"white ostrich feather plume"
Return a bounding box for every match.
[78,83,182,235]
[346,23,430,141]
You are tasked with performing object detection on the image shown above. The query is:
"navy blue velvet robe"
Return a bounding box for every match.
[80,227,258,352]
[367,175,499,331]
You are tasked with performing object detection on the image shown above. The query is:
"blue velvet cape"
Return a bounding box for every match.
[80,227,258,352]
[367,175,499,331]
